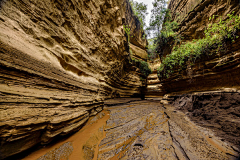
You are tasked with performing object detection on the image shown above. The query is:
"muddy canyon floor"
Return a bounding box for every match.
[1,0,240,159]
[7,98,238,160]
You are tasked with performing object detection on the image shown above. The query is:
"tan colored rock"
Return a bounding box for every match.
[145,59,165,97]
[0,0,147,159]
[98,100,238,159]
[159,0,240,94]
[169,0,240,40]
[129,43,148,60]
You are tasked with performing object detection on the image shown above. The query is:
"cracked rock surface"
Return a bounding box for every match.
[98,99,239,160]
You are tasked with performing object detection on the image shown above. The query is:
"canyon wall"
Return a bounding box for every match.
[0,0,147,159]
[148,0,240,95]
[154,0,240,155]
[169,0,240,40]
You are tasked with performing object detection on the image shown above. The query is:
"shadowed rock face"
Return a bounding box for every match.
[170,92,240,149]
[144,0,240,157]
[0,0,147,159]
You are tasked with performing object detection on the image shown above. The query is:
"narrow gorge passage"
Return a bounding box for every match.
[20,99,239,160]
[1,0,240,159]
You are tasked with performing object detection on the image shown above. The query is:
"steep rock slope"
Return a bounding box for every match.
[0,0,147,159]
[169,0,240,40]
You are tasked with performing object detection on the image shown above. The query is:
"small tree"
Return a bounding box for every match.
[148,0,168,37]
[129,0,148,29]
[123,25,131,42]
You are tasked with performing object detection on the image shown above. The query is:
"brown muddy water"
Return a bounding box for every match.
[23,110,110,160]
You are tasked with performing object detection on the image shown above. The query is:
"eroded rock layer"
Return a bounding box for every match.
[0,0,147,159]
[145,0,240,156]
[99,100,238,159]
[159,0,240,94]
[170,92,240,149]
[169,0,240,40]
[146,59,164,97]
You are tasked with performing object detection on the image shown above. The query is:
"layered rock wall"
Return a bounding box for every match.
[154,0,240,154]
[159,0,240,94]
[169,0,240,40]
[0,0,147,159]
[146,59,164,97]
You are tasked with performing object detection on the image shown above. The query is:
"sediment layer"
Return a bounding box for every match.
[0,0,147,159]
[151,0,240,95]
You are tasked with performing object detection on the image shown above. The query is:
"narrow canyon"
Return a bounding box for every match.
[0,0,239,160]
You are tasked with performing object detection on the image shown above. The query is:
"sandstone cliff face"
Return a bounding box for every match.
[160,0,240,56]
[154,0,240,154]
[158,0,240,94]
[169,0,240,40]
[0,0,147,159]
[146,59,164,97]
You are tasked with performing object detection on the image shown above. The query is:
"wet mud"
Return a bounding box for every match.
[22,110,110,160]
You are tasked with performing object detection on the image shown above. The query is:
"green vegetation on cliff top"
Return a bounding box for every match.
[157,12,240,80]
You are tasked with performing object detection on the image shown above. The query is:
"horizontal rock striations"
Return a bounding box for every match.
[0,0,147,159]
[159,0,240,94]
[169,0,240,40]
[146,59,165,97]
[148,0,240,155]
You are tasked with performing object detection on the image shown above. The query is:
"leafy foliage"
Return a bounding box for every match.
[147,0,167,37]
[147,3,181,59]
[129,0,148,29]
[131,58,152,77]
[157,12,240,80]
[147,38,158,61]
[123,25,131,42]
[156,20,181,57]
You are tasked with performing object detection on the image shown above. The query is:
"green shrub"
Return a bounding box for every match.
[147,38,158,61]
[156,21,182,57]
[129,0,148,29]
[132,58,152,77]
[157,12,240,80]
[123,25,131,42]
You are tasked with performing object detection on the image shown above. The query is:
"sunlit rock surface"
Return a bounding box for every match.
[169,0,240,40]
[146,59,165,97]
[1,0,240,159]
[0,0,147,158]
